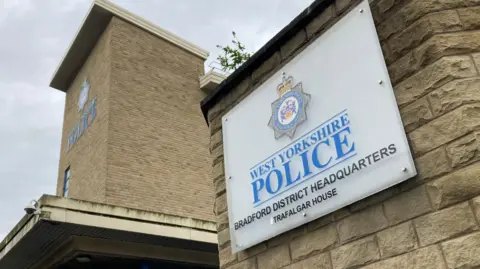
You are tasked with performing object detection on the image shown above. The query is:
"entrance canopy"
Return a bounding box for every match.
[0,195,218,268]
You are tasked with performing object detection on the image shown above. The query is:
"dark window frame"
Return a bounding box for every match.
[63,167,71,197]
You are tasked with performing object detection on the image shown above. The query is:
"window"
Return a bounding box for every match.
[63,167,71,197]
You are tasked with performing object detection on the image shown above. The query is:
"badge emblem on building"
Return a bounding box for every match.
[78,78,90,112]
[268,72,311,139]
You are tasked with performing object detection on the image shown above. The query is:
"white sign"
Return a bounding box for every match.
[222,0,416,253]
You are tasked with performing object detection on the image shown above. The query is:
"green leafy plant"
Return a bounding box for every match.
[216,31,252,72]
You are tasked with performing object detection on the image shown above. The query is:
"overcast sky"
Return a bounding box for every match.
[0,0,314,240]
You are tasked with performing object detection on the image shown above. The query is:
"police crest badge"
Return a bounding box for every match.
[268,73,311,140]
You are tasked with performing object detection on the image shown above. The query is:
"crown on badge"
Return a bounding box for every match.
[277,73,293,97]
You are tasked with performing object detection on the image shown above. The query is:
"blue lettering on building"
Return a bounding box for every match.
[249,109,355,207]
[67,97,97,151]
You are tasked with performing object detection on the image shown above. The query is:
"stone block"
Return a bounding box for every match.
[474,53,480,71]
[381,43,392,59]
[399,97,434,132]
[399,147,450,191]
[208,102,224,125]
[252,51,281,86]
[257,244,291,269]
[290,223,337,261]
[337,205,388,243]
[237,242,267,262]
[388,51,414,85]
[207,78,250,123]
[378,0,479,41]
[376,0,395,14]
[410,29,480,73]
[427,9,463,31]
[370,0,399,25]
[383,185,432,225]
[414,146,452,182]
[335,0,352,13]
[376,221,417,258]
[215,193,228,215]
[281,30,306,60]
[218,228,230,248]
[284,252,332,269]
[333,207,351,220]
[396,178,422,193]
[446,132,480,169]
[307,213,334,232]
[217,210,229,231]
[220,246,237,269]
[215,178,226,197]
[360,245,445,269]
[429,78,480,117]
[227,258,256,269]
[210,115,223,136]
[393,56,476,104]
[212,160,225,181]
[473,196,480,222]
[409,104,480,156]
[458,6,480,29]
[397,146,449,192]
[306,5,335,39]
[210,129,223,152]
[414,202,478,246]
[212,143,224,165]
[331,236,379,269]
[386,10,462,63]
[377,7,408,41]
[427,162,480,209]
[370,5,382,23]
[269,225,306,247]
[442,232,480,269]
[349,187,400,212]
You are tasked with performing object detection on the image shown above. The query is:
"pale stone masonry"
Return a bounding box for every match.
[56,20,112,202]
[203,0,480,268]
[55,15,214,222]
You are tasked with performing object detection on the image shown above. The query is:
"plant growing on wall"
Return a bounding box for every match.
[216,31,252,72]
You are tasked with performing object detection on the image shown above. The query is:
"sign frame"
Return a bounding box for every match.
[222,0,417,253]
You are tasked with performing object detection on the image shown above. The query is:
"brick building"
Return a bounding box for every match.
[0,0,221,268]
[201,0,480,268]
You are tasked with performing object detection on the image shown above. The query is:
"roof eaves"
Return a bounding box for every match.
[48,1,97,91]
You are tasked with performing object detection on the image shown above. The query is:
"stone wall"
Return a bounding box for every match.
[206,0,480,268]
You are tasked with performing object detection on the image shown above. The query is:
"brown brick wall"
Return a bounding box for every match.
[56,21,112,203]
[207,0,480,268]
[105,17,214,221]
[56,17,215,222]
